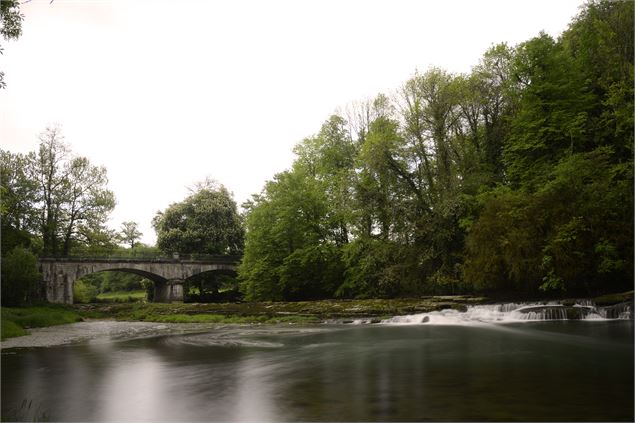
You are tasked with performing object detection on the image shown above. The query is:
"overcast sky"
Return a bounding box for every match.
[1,0,585,245]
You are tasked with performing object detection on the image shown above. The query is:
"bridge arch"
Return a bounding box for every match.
[184,267,239,302]
[39,257,239,304]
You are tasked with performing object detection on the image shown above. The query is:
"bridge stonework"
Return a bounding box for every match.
[38,257,238,304]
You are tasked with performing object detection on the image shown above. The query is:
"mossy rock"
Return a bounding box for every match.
[593,291,634,307]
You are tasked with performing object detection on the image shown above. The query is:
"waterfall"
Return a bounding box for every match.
[378,300,634,326]
[513,306,568,321]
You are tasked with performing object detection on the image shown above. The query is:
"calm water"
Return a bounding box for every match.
[2,321,633,421]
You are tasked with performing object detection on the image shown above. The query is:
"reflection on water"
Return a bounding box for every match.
[2,322,633,421]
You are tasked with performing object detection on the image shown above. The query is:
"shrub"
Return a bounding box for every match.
[1,247,41,306]
[73,280,98,303]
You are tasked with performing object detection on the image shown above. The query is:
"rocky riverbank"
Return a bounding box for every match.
[2,291,632,348]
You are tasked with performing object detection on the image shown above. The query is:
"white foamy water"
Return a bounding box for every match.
[380,301,633,325]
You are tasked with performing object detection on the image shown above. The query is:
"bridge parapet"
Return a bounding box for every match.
[39,254,241,263]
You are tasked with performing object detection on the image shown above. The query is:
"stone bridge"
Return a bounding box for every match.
[38,256,240,304]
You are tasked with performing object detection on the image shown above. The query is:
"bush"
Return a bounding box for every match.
[73,280,98,303]
[1,247,41,306]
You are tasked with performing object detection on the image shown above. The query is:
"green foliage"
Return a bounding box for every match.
[464,148,633,295]
[2,127,116,257]
[153,182,244,255]
[1,306,83,340]
[239,167,335,300]
[278,244,344,300]
[504,32,594,187]
[119,221,143,248]
[95,290,146,303]
[142,278,155,302]
[0,0,23,89]
[185,272,241,303]
[78,269,147,294]
[238,1,632,300]
[1,150,39,254]
[1,247,41,306]
[1,319,27,340]
[338,238,405,298]
[72,279,99,303]
[2,0,625,305]
[461,1,633,297]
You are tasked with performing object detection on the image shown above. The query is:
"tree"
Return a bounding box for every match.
[463,148,633,296]
[29,126,116,256]
[239,168,341,301]
[503,32,594,187]
[60,156,116,255]
[462,1,634,296]
[0,0,22,89]
[453,43,516,183]
[30,126,70,255]
[119,221,142,248]
[1,247,41,306]
[153,182,244,255]
[293,115,356,246]
[0,150,39,253]
[240,0,633,300]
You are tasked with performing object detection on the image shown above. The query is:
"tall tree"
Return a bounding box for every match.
[463,0,634,296]
[153,182,244,255]
[30,127,71,255]
[0,150,39,252]
[28,126,115,256]
[60,156,116,255]
[239,168,341,301]
[454,43,515,183]
[239,0,632,300]
[119,221,143,249]
[0,0,22,89]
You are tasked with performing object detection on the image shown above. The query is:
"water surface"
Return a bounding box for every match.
[2,320,633,421]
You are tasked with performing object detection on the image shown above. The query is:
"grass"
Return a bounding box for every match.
[1,320,27,340]
[95,290,147,303]
[1,306,83,340]
[71,296,490,325]
[76,302,323,324]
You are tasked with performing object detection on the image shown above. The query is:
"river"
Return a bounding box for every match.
[2,305,633,421]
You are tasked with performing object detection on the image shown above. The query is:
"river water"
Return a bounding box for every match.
[2,306,633,421]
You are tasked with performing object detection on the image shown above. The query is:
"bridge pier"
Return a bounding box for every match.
[44,271,74,304]
[154,279,185,303]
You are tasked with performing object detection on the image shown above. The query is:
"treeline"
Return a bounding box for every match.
[2,1,632,306]
[0,128,152,305]
[238,1,634,300]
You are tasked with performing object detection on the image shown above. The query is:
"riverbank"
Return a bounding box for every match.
[1,306,83,341]
[76,295,489,320]
[0,296,488,342]
[2,291,632,344]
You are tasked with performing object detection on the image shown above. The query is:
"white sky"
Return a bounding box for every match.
[1,0,585,245]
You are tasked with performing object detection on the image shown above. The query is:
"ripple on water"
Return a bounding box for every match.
[161,333,285,348]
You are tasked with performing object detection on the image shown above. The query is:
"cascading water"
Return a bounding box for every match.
[378,300,633,325]
[513,305,568,321]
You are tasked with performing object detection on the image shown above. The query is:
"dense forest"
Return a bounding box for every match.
[1,0,633,306]
[238,0,634,300]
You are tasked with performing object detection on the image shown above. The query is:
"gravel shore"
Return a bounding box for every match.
[0,320,220,349]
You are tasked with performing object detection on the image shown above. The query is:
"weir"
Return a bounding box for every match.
[38,256,239,304]
[379,301,633,325]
